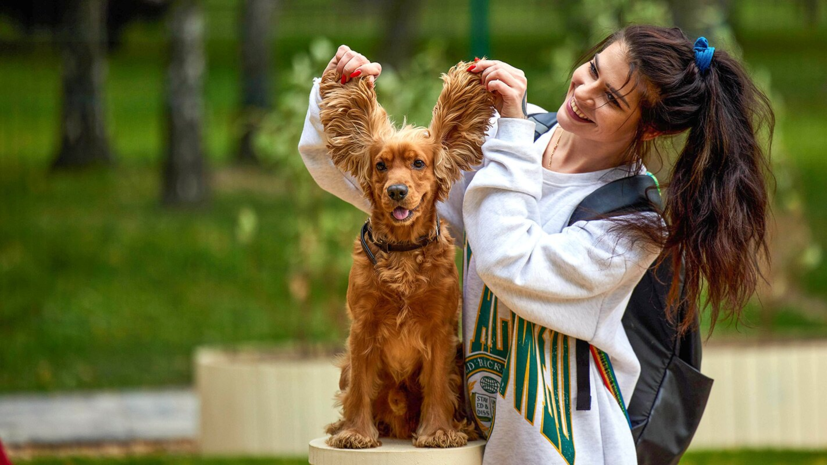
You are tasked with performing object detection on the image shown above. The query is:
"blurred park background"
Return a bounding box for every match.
[1,0,826,463]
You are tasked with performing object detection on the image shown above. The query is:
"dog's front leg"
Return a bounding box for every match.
[414,335,469,448]
[327,329,382,449]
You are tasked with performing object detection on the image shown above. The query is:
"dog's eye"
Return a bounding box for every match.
[413,160,425,169]
[376,161,387,172]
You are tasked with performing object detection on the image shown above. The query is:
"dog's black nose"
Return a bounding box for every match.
[387,184,408,201]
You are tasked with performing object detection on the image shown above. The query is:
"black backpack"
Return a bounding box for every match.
[529,112,714,465]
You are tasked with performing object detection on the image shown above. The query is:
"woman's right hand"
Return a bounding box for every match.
[324,45,382,87]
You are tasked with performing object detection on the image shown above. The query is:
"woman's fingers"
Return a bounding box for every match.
[351,62,381,88]
[469,60,527,119]
[336,50,363,76]
[340,57,380,85]
[482,68,524,93]
[472,60,525,82]
[335,44,351,60]
[330,48,381,85]
[477,62,526,92]
[485,78,521,99]
[353,62,382,79]
[322,45,381,87]
[323,44,352,75]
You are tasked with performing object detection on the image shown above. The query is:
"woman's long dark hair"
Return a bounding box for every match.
[582,25,775,334]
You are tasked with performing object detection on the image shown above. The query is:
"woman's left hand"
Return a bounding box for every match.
[468,59,527,119]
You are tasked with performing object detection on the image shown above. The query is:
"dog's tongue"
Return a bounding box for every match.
[393,207,409,220]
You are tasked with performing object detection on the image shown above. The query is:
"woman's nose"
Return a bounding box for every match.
[574,81,600,108]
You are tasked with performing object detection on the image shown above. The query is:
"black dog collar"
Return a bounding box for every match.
[359,216,441,265]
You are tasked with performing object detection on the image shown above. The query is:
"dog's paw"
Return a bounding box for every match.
[412,428,468,448]
[326,428,382,449]
[324,419,346,436]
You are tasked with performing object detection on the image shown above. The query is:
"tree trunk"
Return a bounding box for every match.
[377,0,422,71]
[163,0,209,207]
[52,0,112,169]
[237,0,277,165]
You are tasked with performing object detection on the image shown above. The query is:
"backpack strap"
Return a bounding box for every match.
[575,339,592,410]
[528,112,557,141]
[566,174,663,412]
[569,174,663,226]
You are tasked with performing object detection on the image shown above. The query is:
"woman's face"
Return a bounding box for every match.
[555,41,645,147]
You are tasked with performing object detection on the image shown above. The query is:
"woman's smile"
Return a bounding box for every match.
[567,96,593,123]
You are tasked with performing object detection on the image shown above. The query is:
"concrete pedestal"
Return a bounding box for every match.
[308,437,486,465]
[196,345,341,456]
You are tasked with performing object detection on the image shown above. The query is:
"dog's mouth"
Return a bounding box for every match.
[391,204,419,222]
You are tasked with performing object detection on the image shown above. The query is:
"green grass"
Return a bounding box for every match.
[0,165,353,392]
[682,449,827,464]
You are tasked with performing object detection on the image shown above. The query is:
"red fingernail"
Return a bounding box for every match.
[474,57,480,62]
[341,74,346,84]
[467,65,476,72]
[350,69,362,78]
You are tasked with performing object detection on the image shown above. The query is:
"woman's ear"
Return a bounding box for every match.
[642,129,663,141]
[641,124,682,141]
[428,61,495,201]
[319,68,394,193]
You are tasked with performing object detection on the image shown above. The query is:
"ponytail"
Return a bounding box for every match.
[600,26,775,333]
[667,45,774,333]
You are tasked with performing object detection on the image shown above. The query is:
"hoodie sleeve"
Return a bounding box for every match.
[297,77,372,215]
[462,118,661,342]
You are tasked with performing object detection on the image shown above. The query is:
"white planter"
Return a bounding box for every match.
[309,437,486,465]
[691,339,827,450]
[196,344,342,456]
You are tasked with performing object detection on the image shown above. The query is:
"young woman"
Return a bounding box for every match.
[299,25,773,464]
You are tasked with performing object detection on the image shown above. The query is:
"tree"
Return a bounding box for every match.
[237,0,277,165]
[52,0,112,169]
[162,0,209,207]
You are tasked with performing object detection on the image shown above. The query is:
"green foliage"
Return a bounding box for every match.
[374,41,455,128]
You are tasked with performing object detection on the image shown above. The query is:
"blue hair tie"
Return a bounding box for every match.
[693,37,715,74]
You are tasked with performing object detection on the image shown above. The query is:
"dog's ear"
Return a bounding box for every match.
[428,61,495,201]
[319,68,394,194]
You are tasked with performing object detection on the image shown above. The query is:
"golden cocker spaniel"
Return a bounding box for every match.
[319,61,494,449]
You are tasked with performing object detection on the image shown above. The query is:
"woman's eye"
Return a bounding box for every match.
[413,160,425,169]
[376,161,387,171]
[606,92,619,107]
[589,61,598,78]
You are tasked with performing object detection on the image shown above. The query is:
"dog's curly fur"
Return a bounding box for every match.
[318,62,494,449]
